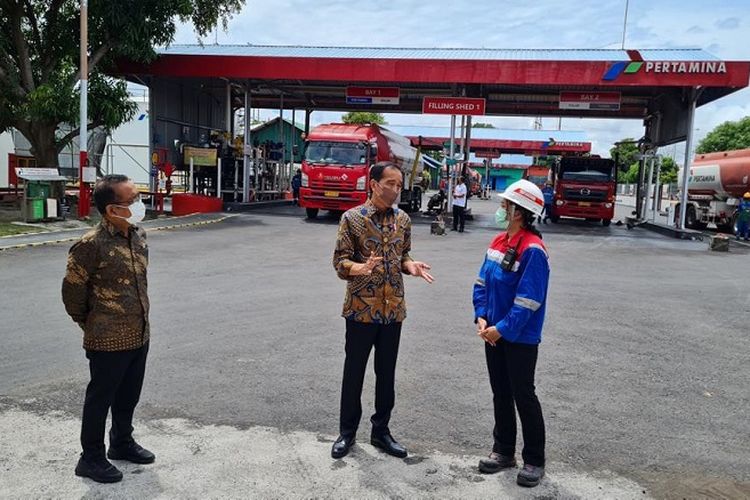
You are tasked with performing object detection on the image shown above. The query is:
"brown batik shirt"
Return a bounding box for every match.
[333,199,414,324]
[62,218,150,351]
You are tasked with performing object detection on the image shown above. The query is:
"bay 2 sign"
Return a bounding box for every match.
[422,97,486,116]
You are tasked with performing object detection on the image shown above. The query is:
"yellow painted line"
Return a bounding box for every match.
[0,215,234,252]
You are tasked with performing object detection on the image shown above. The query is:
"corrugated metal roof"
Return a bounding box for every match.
[157,44,720,62]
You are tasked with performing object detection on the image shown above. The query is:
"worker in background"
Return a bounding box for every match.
[62,175,155,484]
[737,192,750,241]
[472,179,550,488]
[331,161,434,460]
[539,182,554,225]
[452,176,468,232]
[291,169,302,206]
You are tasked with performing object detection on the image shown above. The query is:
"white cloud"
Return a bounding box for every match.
[175,0,750,159]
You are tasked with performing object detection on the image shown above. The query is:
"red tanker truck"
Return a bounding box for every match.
[678,148,750,231]
[549,156,617,226]
[299,123,424,219]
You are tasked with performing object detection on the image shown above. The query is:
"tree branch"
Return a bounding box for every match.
[0,63,24,98]
[56,120,106,154]
[10,2,35,92]
[39,0,66,82]
[68,41,111,88]
[23,0,42,55]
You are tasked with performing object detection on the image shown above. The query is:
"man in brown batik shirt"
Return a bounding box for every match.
[331,161,434,460]
[62,175,155,483]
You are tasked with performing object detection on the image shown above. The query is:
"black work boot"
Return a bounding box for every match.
[517,463,545,487]
[75,455,123,483]
[478,452,517,473]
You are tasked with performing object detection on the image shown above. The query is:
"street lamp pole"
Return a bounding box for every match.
[78,0,90,217]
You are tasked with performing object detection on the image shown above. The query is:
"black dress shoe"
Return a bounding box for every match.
[370,433,407,458]
[75,455,123,483]
[331,435,355,459]
[478,452,517,474]
[107,442,156,464]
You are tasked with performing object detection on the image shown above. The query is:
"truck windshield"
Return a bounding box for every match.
[304,141,367,166]
[560,162,613,182]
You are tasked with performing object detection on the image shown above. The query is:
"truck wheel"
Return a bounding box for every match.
[602,219,612,227]
[685,205,707,230]
[305,208,319,219]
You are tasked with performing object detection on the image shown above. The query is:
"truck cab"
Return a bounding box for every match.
[299,124,423,218]
[550,156,616,226]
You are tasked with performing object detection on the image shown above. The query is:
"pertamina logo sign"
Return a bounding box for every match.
[603,60,727,81]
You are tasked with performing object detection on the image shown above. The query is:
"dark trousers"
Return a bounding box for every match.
[293,188,300,204]
[539,204,551,222]
[452,205,466,231]
[81,343,149,460]
[485,339,545,466]
[339,320,402,438]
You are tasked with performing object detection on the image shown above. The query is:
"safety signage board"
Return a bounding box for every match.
[422,97,486,115]
[346,86,400,105]
[559,91,621,111]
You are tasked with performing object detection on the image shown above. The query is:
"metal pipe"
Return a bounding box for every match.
[679,91,697,230]
[217,157,222,199]
[243,82,251,202]
[447,115,456,209]
[653,155,662,219]
[189,157,194,193]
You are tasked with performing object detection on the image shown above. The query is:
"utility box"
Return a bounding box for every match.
[16,168,69,223]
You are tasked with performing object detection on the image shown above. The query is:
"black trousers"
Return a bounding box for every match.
[81,343,149,460]
[452,205,466,231]
[339,320,402,438]
[485,339,545,466]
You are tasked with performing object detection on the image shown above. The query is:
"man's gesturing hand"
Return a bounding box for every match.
[403,260,434,283]
[349,254,383,276]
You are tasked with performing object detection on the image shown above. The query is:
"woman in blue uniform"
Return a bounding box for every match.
[473,179,550,488]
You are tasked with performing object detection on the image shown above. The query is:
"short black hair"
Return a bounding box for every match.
[94,174,130,214]
[370,161,402,182]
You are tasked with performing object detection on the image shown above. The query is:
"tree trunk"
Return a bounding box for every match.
[18,122,59,168]
[87,126,109,177]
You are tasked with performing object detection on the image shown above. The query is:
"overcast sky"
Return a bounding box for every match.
[173,0,750,159]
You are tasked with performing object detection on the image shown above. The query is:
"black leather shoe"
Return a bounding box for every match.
[370,433,407,458]
[331,435,355,459]
[107,442,156,464]
[75,455,123,483]
[517,464,545,487]
[478,452,517,473]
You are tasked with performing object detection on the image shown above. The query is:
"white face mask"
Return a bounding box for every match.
[114,199,146,225]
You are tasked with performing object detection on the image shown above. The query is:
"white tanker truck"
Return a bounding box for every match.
[677,148,750,232]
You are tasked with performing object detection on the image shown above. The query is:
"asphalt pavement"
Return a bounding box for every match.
[1,195,748,499]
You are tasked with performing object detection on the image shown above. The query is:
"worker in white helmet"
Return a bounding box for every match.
[472,178,550,488]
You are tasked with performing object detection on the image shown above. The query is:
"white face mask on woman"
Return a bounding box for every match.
[114,198,146,225]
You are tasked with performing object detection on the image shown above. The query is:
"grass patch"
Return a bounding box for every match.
[0,223,47,237]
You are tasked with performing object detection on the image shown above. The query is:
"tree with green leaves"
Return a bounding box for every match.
[696,116,750,153]
[0,0,244,167]
[341,112,386,125]
[472,122,495,128]
[619,155,678,184]
[609,139,640,172]
[658,156,679,184]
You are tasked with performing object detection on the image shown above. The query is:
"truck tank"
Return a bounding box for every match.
[688,148,750,199]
